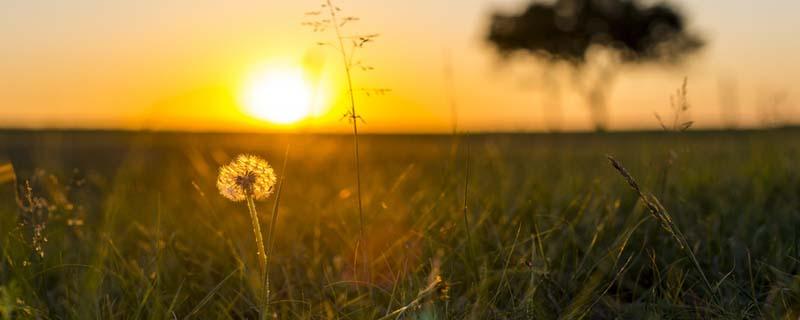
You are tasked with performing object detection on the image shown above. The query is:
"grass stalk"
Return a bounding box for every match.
[461,138,480,285]
[376,276,444,320]
[442,49,458,135]
[262,145,290,318]
[323,0,370,286]
[462,140,473,258]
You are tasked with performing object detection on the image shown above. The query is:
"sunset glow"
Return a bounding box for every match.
[0,0,798,131]
[241,67,318,124]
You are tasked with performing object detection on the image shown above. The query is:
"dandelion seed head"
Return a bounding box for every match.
[217,154,277,201]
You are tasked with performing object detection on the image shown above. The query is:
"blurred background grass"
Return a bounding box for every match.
[1,130,799,318]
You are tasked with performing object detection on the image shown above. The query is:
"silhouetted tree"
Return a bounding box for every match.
[486,0,704,131]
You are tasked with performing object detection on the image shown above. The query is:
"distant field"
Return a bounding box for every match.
[1,130,799,318]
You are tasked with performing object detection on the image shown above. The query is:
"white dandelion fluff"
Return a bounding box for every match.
[217,154,277,202]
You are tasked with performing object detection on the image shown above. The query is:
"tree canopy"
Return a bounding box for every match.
[487,0,704,65]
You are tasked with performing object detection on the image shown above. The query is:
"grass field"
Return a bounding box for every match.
[1,129,799,319]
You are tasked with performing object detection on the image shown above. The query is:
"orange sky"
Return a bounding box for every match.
[1,0,798,132]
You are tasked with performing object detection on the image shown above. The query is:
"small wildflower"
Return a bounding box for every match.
[216,155,277,202]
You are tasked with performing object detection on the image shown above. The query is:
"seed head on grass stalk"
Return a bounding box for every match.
[654,77,693,133]
[654,77,692,199]
[217,154,276,316]
[606,155,718,301]
[303,0,386,286]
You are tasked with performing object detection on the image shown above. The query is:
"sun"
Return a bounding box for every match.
[241,67,316,124]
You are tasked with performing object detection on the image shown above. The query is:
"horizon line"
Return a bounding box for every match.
[0,126,797,136]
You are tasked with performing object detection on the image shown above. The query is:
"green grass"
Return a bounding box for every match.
[1,129,800,319]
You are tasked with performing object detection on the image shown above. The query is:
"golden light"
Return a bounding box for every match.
[241,67,316,124]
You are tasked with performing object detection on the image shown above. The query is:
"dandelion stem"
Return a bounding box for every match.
[245,195,268,314]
